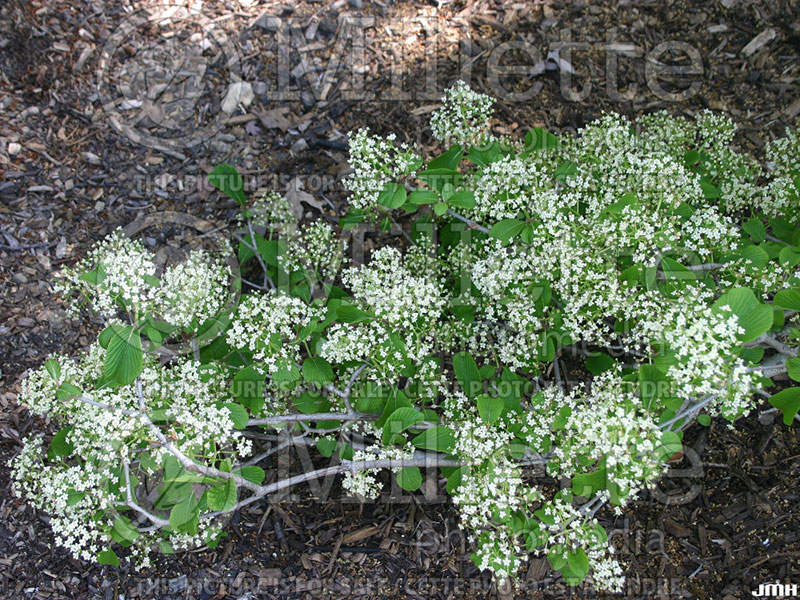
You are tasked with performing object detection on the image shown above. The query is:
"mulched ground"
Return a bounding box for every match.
[1,0,799,598]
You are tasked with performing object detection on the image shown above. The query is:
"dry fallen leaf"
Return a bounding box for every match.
[285,176,325,218]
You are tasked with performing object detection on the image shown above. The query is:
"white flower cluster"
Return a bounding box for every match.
[340,446,414,500]
[430,80,494,146]
[344,129,420,210]
[634,296,758,420]
[246,191,296,233]
[343,247,445,327]
[158,249,231,329]
[283,221,347,283]
[549,372,666,501]
[533,492,625,592]
[56,230,232,330]
[764,126,800,216]
[11,436,116,562]
[472,155,552,221]
[451,457,532,530]
[321,247,446,380]
[56,229,157,317]
[142,359,253,459]
[12,345,251,565]
[227,290,324,375]
[636,111,696,155]
[472,528,526,583]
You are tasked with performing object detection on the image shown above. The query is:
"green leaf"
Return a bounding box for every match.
[658,431,683,461]
[207,479,237,512]
[684,149,701,167]
[520,224,534,244]
[272,360,301,385]
[433,202,448,216]
[525,127,560,151]
[66,490,86,507]
[103,324,143,386]
[779,246,800,268]
[142,325,163,345]
[411,426,456,453]
[396,466,422,491]
[427,145,463,171]
[712,288,773,342]
[769,387,800,425]
[232,366,265,414]
[477,394,504,425]
[44,359,61,381]
[224,403,249,429]
[339,209,367,228]
[317,437,338,457]
[743,218,766,242]
[489,219,525,245]
[159,541,175,555]
[302,357,335,386]
[445,467,462,493]
[377,182,407,209]
[553,160,577,181]
[56,382,82,401]
[660,256,695,281]
[448,190,476,209]
[382,407,424,445]
[478,364,496,380]
[741,244,770,270]
[97,548,120,566]
[498,368,527,412]
[467,142,502,167]
[697,414,711,426]
[585,353,614,375]
[774,288,800,311]
[548,546,567,571]
[638,364,670,411]
[112,515,139,543]
[208,163,247,206]
[336,304,372,323]
[408,189,438,205]
[441,182,454,201]
[700,180,720,199]
[769,217,796,244]
[98,326,115,349]
[294,391,328,414]
[566,547,590,582]
[47,427,73,460]
[235,465,265,485]
[453,351,481,397]
[169,492,199,530]
[572,468,607,497]
[377,389,412,427]
[786,357,800,383]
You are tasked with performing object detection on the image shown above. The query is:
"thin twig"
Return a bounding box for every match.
[684,262,726,271]
[77,396,139,417]
[659,395,715,430]
[121,462,169,528]
[552,355,564,394]
[446,209,491,234]
[248,411,380,426]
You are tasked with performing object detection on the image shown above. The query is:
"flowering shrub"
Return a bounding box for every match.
[11,82,800,591]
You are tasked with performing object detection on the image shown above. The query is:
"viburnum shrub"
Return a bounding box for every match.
[11,80,800,591]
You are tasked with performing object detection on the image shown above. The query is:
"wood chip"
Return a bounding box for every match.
[741,28,776,57]
[784,97,800,118]
[341,525,381,545]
